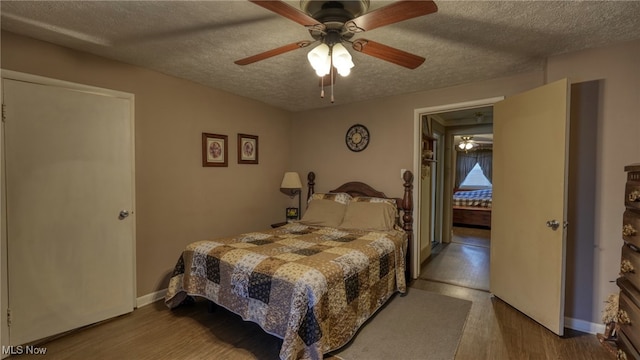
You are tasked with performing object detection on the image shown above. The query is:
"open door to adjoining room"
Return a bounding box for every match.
[422,79,581,337]
[413,98,500,279]
[418,107,494,292]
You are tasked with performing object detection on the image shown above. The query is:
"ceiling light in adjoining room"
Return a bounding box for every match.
[457,136,476,152]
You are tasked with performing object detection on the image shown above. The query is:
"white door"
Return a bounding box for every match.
[3,75,135,345]
[490,79,570,335]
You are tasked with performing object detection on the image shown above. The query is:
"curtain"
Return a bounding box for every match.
[476,150,493,182]
[455,152,478,188]
[455,150,493,187]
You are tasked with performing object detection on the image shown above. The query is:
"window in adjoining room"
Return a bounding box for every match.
[460,163,492,188]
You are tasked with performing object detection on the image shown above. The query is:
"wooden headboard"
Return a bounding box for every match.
[305,171,414,280]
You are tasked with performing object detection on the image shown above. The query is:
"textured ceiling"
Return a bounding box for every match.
[2,1,640,112]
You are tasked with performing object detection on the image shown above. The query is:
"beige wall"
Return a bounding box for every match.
[290,71,543,199]
[1,31,293,296]
[547,39,640,324]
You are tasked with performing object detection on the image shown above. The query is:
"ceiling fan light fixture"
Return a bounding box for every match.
[308,42,354,78]
[337,66,351,77]
[331,43,354,77]
[239,0,438,104]
[307,43,331,76]
[458,136,476,152]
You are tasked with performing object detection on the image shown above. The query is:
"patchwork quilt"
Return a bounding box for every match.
[165,223,407,360]
[453,188,492,208]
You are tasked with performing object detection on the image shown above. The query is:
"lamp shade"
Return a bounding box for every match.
[280,172,302,198]
[281,172,302,189]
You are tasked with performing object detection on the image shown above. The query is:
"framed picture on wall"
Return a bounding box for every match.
[238,133,258,164]
[202,133,228,167]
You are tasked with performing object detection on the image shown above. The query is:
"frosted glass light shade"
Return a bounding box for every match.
[307,44,331,76]
[332,43,354,77]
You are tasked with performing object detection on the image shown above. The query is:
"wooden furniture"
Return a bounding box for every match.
[452,188,492,228]
[453,206,492,228]
[616,163,640,359]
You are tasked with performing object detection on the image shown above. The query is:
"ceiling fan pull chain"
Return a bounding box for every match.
[331,73,335,103]
[320,76,325,98]
[330,55,335,103]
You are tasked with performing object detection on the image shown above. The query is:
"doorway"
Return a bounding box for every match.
[420,106,493,291]
[412,97,501,282]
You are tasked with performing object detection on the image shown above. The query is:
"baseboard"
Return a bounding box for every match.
[136,289,167,308]
[565,316,605,335]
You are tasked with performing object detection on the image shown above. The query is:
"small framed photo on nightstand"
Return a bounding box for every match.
[286,207,299,221]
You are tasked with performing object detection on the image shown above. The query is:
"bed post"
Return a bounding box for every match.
[402,170,414,283]
[307,171,315,202]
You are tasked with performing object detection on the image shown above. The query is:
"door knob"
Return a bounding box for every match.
[119,210,130,219]
[546,220,560,230]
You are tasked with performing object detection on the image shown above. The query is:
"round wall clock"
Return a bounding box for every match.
[345,124,370,152]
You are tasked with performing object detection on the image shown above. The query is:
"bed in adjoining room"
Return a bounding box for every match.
[165,171,414,360]
[452,188,492,228]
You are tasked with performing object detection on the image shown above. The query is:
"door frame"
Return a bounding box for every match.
[0,70,136,351]
[411,97,503,278]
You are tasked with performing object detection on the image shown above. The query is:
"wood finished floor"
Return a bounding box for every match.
[419,227,490,291]
[11,226,612,360]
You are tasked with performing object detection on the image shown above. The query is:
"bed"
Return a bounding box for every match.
[452,188,492,228]
[164,171,414,360]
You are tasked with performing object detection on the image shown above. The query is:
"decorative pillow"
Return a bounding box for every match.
[299,198,348,228]
[338,200,397,231]
[308,192,352,205]
[351,196,398,207]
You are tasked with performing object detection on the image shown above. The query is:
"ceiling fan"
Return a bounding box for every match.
[234,0,438,73]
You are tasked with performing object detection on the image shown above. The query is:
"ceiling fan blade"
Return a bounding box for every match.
[352,39,425,69]
[250,0,322,27]
[346,0,438,33]
[235,41,312,65]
